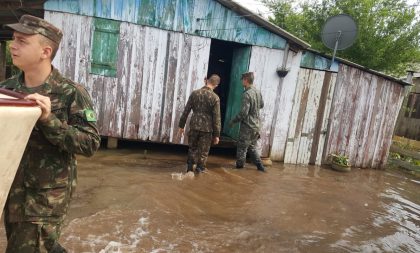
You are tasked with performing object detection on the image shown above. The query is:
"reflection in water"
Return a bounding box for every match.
[0,147,419,253]
[331,187,420,253]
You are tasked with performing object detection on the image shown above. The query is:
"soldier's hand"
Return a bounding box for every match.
[178,128,185,136]
[25,93,51,122]
[213,137,220,145]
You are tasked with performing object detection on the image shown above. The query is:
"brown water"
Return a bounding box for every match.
[1,146,419,253]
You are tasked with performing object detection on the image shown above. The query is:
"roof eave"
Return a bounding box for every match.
[216,0,311,49]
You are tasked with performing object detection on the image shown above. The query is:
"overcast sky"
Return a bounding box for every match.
[233,0,271,18]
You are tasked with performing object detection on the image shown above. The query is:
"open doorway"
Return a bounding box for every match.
[207,39,251,138]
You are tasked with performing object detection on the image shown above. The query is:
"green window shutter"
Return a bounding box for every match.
[90,18,120,77]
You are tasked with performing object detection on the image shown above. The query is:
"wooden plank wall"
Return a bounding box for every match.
[395,117,420,141]
[44,0,287,49]
[324,64,405,169]
[395,92,420,140]
[269,50,303,161]
[248,46,285,157]
[283,68,337,165]
[47,11,210,144]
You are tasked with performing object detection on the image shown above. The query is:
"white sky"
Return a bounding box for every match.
[232,0,271,18]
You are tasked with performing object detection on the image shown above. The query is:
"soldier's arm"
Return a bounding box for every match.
[231,93,250,124]
[37,85,100,157]
[212,98,221,137]
[178,93,193,129]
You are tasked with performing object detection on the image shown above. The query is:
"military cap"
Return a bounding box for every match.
[5,15,63,44]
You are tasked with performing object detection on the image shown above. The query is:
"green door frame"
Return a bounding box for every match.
[223,46,251,139]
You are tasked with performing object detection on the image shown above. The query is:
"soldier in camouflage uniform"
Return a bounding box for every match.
[178,75,221,173]
[1,15,101,252]
[229,72,266,172]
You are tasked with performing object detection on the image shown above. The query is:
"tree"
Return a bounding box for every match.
[263,0,420,76]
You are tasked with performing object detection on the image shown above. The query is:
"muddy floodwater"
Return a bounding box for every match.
[1,144,419,253]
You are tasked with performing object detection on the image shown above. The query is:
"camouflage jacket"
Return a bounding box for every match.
[231,85,264,132]
[0,67,100,223]
[178,86,221,137]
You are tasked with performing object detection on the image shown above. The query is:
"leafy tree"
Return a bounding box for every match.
[263,0,420,76]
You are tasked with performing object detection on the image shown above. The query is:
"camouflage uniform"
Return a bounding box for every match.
[1,68,100,252]
[179,86,221,171]
[230,85,264,169]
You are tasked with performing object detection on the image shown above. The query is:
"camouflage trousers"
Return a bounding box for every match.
[187,130,213,169]
[4,221,67,253]
[236,124,262,167]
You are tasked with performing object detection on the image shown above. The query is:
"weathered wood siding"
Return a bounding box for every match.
[248,46,285,157]
[395,79,420,140]
[44,0,287,49]
[269,50,303,161]
[47,11,210,144]
[324,64,405,169]
[300,51,339,72]
[395,92,420,140]
[248,47,305,159]
[284,68,337,165]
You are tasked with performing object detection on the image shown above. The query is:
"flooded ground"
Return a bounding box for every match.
[1,143,419,253]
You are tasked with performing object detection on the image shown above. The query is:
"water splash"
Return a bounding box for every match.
[171,172,195,180]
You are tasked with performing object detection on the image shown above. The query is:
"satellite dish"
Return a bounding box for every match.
[321,14,357,70]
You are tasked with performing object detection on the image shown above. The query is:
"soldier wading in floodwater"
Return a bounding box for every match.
[229,72,266,172]
[178,74,221,174]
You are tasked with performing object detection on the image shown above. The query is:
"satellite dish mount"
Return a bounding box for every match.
[321,14,357,70]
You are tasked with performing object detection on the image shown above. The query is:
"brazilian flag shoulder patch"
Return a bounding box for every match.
[84,109,97,122]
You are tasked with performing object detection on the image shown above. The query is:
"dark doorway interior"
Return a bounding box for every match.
[207,39,246,130]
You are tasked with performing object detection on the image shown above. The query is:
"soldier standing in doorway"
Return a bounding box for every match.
[229,72,266,172]
[178,74,221,173]
[1,15,101,252]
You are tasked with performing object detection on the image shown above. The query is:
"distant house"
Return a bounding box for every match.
[395,71,420,140]
[0,0,410,168]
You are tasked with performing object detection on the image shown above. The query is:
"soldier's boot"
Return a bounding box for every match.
[186,162,194,173]
[256,163,266,172]
[235,161,244,169]
[50,243,68,253]
[195,166,205,174]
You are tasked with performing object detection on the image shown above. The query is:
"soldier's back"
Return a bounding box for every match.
[189,87,219,132]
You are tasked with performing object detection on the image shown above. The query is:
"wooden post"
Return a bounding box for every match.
[107,137,118,149]
[0,41,6,82]
[309,72,332,165]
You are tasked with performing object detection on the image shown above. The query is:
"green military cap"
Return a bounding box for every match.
[5,14,63,44]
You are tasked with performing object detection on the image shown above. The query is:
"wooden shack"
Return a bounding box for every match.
[41,0,310,158]
[280,50,409,168]
[0,0,410,168]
